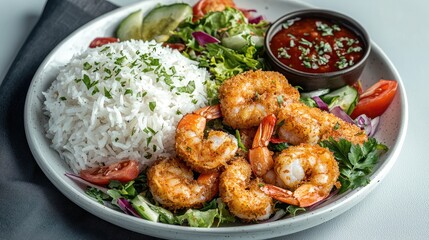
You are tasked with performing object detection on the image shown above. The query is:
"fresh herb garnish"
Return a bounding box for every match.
[277,47,291,59]
[82,74,98,90]
[277,95,284,107]
[115,56,127,65]
[83,62,92,70]
[103,87,113,99]
[149,101,156,111]
[268,142,289,152]
[124,89,133,95]
[319,137,388,193]
[177,81,196,94]
[235,129,248,152]
[299,38,313,47]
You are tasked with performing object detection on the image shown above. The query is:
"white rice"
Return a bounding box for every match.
[43,40,210,173]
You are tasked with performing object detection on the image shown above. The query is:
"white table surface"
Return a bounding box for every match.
[1,0,427,239]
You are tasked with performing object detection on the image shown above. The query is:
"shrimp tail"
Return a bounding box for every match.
[260,184,300,206]
[248,114,276,177]
[195,104,222,120]
[260,184,328,207]
[293,184,328,207]
[252,114,276,148]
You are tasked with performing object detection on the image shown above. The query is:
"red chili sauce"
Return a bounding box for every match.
[269,17,364,73]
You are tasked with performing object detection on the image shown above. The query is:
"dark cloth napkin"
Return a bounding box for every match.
[0,0,159,239]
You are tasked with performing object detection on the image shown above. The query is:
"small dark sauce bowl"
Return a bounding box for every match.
[264,9,371,91]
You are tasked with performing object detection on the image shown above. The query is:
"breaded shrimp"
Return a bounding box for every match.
[176,105,238,173]
[147,157,219,210]
[317,109,368,144]
[277,102,367,145]
[219,70,299,129]
[219,158,274,221]
[277,102,321,145]
[261,143,340,207]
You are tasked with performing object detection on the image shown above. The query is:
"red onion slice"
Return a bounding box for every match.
[354,114,380,137]
[313,96,329,112]
[370,116,380,136]
[117,198,141,218]
[330,106,354,124]
[248,15,266,24]
[192,31,220,46]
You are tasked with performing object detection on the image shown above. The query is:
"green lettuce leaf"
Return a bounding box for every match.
[176,198,236,227]
[176,209,218,228]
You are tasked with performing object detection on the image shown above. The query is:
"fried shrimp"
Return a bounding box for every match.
[219,158,274,221]
[147,157,219,210]
[175,105,238,173]
[219,70,299,129]
[318,109,368,144]
[260,143,340,207]
[277,103,321,145]
[277,102,367,145]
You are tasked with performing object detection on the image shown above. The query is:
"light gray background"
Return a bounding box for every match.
[1,0,427,239]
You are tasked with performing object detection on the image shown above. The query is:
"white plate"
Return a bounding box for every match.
[24,0,408,239]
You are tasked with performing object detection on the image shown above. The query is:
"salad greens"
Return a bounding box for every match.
[84,172,236,228]
[171,7,269,103]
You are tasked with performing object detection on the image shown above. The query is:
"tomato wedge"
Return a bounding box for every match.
[89,37,120,48]
[193,0,236,20]
[80,159,139,186]
[350,80,398,119]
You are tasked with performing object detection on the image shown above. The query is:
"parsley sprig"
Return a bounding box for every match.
[319,137,388,193]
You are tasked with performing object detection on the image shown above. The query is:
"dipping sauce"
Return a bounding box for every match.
[269,17,364,73]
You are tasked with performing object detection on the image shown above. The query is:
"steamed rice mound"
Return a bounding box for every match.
[43,40,210,173]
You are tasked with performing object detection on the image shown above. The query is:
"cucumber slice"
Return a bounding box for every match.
[131,195,159,222]
[320,85,358,114]
[300,88,330,98]
[116,9,143,41]
[222,35,248,50]
[142,3,192,42]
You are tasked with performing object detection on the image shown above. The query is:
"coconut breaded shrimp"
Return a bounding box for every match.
[147,157,219,210]
[219,70,299,129]
[175,105,238,173]
[219,157,274,221]
[277,102,367,145]
[317,110,368,144]
[277,102,321,145]
[260,144,340,207]
[262,169,288,189]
